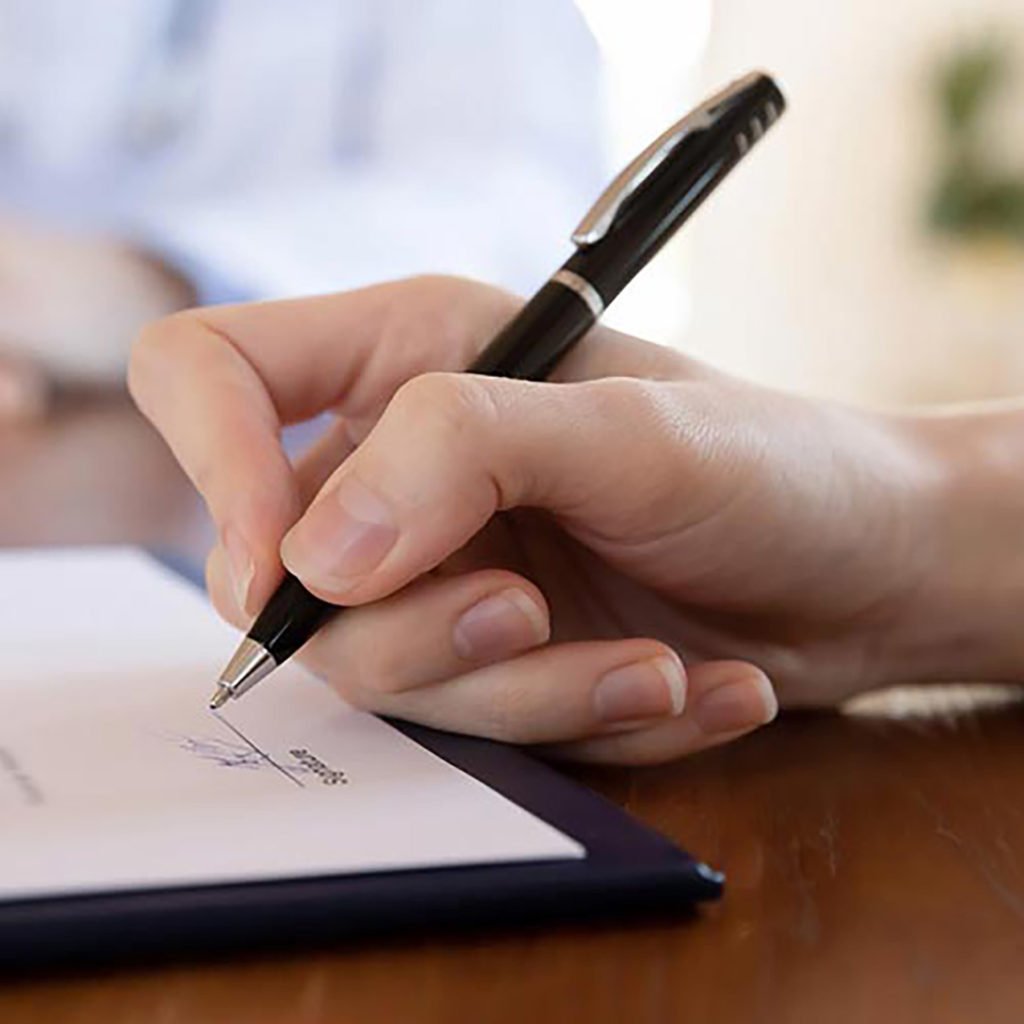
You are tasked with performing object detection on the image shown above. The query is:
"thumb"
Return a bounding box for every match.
[280,371,689,606]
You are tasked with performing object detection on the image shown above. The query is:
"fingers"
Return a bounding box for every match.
[300,569,550,693]
[281,373,689,606]
[209,534,554,687]
[205,543,249,630]
[130,310,300,614]
[333,638,688,745]
[211,532,777,762]
[317,621,775,760]
[128,277,515,613]
[540,661,778,764]
[202,417,362,623]
[130,275,719,618]
[293,417,360,508]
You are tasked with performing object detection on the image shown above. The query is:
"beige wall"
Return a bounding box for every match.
[686,0,1024,406]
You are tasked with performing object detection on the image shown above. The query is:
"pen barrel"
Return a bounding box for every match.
[469,281,596,381]
[231,73,786,691]
[247,572,336,663]
[243,284,596,673]
[565,146,736,303]
[569,73,785,304]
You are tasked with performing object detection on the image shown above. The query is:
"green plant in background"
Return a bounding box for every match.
[928,39,1024,245]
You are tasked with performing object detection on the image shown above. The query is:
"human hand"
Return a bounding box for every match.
[129,276,1016,764]
[0,216,194,421]
[0,351,49,422]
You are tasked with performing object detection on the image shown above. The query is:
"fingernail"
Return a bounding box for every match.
[453,589,549,662]
[594,655,686,724]
[693,675,778,735]
[222,526,255,615]
[282,477,398,588]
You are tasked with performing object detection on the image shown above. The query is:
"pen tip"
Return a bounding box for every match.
[208,684,231,711]
[214,637,277,704]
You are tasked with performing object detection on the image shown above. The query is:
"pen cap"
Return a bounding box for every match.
[566,72,785,301]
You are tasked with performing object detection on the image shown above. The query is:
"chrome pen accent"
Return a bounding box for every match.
[571,70,768,247]
[551,269,604,317]
[209,637,277,709]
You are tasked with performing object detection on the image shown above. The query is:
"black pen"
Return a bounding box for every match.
[209,70,786,710]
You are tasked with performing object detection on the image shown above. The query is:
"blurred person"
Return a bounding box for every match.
[0,0,602,420]
[130,276,1024,764]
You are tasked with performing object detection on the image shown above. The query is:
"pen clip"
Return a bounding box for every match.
[571,71,770,247]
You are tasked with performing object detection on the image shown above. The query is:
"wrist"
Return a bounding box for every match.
[897,407,1024,683]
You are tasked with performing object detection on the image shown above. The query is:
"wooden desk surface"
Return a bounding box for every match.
[2,399,1023,1024]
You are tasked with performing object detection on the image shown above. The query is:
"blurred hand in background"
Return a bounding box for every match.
[0,0,603,422]
[0,219,194,420]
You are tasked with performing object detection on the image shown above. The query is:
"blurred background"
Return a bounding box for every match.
[2,0,1023,552]
[584,0,1024,406]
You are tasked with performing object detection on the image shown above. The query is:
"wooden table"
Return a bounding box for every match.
[2,397,1023,1023]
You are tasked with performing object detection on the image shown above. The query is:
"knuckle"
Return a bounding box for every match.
[568,378,711,534]
[391,372,503,444]
[581,377,686,470]
[391,372,524,513]
[582,376,671,428]
[584,377,723,469]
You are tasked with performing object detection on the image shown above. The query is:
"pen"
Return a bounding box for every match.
[209,70,786,710]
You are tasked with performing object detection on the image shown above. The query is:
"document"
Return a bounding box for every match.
[0,549,583,902]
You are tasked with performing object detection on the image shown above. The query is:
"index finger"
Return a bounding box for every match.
[128,277,517,610]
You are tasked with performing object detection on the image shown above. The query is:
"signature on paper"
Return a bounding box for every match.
[166,734,269,771]
[0,746,44,807]
[162,716,348,789]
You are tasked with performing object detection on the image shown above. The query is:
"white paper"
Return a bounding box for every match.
[0,548,582,901]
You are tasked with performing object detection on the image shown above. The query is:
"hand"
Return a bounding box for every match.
[129,276,1020,764]
[0,216,194,421]
[0,351,49,422]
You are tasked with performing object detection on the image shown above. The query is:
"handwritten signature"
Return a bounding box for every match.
[162,731,347,788]
[164,734,274,771]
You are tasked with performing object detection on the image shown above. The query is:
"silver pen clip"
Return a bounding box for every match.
[572,71,770,247]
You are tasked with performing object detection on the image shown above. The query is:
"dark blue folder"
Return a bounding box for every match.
[0,554,722,969]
